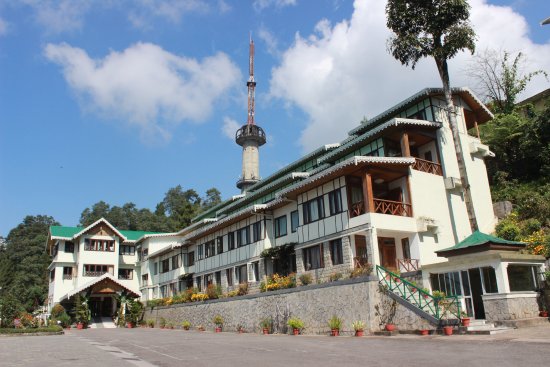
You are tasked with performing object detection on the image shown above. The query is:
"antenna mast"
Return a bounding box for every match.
[247,38,256,125]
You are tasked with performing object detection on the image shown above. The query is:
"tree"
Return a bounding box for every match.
[202,188,222,211]
[157,186,202,231]
[0,215,59,311]
[467,50,547,114]
[386,0,478,231]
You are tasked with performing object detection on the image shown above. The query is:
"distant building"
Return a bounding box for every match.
[517,88,550,116]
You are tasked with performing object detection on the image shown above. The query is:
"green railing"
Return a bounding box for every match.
[376,265,461,322]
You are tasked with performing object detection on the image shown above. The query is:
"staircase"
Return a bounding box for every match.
[376,265,461,326]
[462,319,512,335]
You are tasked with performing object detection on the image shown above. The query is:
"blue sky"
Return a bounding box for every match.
[1,0,549,236]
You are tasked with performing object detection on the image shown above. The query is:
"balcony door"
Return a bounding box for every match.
[378,237,397,271]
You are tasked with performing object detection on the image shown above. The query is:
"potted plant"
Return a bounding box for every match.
[213,315,224,332]
[197,325,205,332]
[167,322,174,329]
[419,329,429,336]
[460,311,471,327]
[421,288,430,299]
[74,294,91,330]
[182,320,191,330]
[287,317,304,335]
[236,324,245,334]
[328,315,342,336]
[260,318,272,335]
[146,319,155,328]
[443,325,453,336]
[374,287,397,332]
[539,310,548,317]
[159,317,167,329]
[352,321,365,337]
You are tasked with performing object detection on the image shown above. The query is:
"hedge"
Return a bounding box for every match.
[0,325,63,334]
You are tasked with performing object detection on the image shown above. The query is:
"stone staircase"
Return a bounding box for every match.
[460,319,513,335]
[89,316,116,329]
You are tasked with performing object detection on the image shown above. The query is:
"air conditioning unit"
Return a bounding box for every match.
[444,177,462,190]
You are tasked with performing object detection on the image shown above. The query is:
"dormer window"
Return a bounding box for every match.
[84,239,115,252]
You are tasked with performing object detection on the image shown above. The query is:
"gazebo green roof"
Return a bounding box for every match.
[436,231,525,256]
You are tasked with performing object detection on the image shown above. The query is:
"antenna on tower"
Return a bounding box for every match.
[246,36,256,125]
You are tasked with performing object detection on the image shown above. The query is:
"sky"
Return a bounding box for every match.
[1,0,549,236]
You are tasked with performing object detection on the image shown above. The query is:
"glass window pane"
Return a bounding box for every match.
[507,265,537,291]
[482,267,498,293]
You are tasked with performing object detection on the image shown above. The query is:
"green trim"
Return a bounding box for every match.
[49,225,162,242]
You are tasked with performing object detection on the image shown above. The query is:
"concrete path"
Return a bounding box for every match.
[1,324,549,367]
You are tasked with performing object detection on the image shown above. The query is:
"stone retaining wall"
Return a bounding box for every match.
[143,277,436,335]
[483,293,539,322]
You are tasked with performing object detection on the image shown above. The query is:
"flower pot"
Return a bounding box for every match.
[411,288,417,293]
[539,311,548,317]
[293,328,300,335]
[461,318,471,327]
[385,324,396,332]
[238,329,244,334]
[262,328,269,335]
[126,322,134,329]
[215,327,222,333]
[77,322,85,330]
[331,329,339,336]
[355,330,364,337]
[443,326,453,336]
[419,329,429,336]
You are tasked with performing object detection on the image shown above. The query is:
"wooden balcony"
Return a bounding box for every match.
[374,199,412,217]
[413,158,442,176]
[62,274,73,280]
[349,201,365,218]
[397,258,420,272]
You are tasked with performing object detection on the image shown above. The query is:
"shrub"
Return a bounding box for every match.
[237,283,248,296]
[299,273,312,286]
[287,317,304,330]
[213,315,224,326]
[57,312,71,328]
[350,263,373,278]
[260,273,297,292]
[191,293,209,302]
[432,290,446,299]
[0,293,23,328]
[206,284,222,300]
[328,272,343,282]
[146,319,155,328]
[328,316,343,330]
[182,320,191,330]
[352,320,365,331]
[159,317,167,328]
[260,317,272,330]
[0,325,63,334]
[50,304,65,319]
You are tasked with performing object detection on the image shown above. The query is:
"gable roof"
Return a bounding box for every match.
[60,273,141,301]
[436,231,525,257]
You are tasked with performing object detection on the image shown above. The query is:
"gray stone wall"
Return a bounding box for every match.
[483,294,539,321]
[143,277,437,335]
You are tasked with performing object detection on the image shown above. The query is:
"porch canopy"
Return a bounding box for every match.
[436,231,525,258]
[60,273,141,301]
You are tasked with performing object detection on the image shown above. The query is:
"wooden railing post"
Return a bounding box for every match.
[363,172,374,213]
[400,130,411,157]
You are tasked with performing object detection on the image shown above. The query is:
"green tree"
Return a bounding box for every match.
[202,188,222,211]
[0,215,59,311]
[386,0,477,230]
[157,186,202,231]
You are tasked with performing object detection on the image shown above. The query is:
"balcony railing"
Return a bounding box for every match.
[349,201,365,218]
[62,274,73,280]
[374,199,412,217]
[84,271,112,277]
[397,258,420,273]
[413,158,443,176]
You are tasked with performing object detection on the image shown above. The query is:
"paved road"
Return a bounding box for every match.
[2,326,550,367]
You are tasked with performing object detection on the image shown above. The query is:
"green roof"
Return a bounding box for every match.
[50,225,162,242]
[438,231,525,253]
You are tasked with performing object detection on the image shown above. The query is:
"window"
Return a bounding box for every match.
[252,221,262,242]
[83,264,113,277]
[52,243,58,257]
[401,238,411,260]
[142,274,149,286]
[63,267,73,280]
[119,245,135,255]
[507,265,537,292]
[215,271,222,285]
[65,241,74,253]
[228,232,235,250]
[328,189,343,216]
[226,268,234,287]
[188,251,195,266]
[274,215,287,238]
[198,244,204,260]
[481,267,498,293]
[205,240,215,258]
[303,245,323,270]
[205,273,214,287]
[330,239,343,265]
[160,285,168,298]
[50,269,55,282]
[195,276,202,291]
[217,236,223,254]
[153,262,158,275]
[171,254,180,269]
[84,239,115,252]
[291,211,299,233]
[237,226,250,247]
[118,268,133,280]
[249,262,259,282]
[430,272,462,296]
[161,259,170,273]
[303,197,325,224]
[169,282,177,296]
[236,265,247,284]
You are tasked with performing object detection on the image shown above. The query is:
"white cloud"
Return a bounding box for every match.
[128,0,209,29]
[0,17,8,36]
[257,25,280,57]
[22,0,92,34]
[45,42,241,143]
[253,0,297,12]
[269,0,550,153]
[222,116,240,140]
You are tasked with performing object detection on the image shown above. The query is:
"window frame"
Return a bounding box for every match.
[329,238,344,265]
[290,210,299,233]
[328,189,343,216]
[303,197,325,224]
[302,245,324,270]
[274,215,288,238]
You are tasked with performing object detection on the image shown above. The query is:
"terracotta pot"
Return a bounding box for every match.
[77,322,85,330]
[126,322,134,329]
[443,326,453,336]
[385,324,396,332]
[293,328,300,335]
[215,327,222,333]
[355,330,364,337]
[238,329,244,334]
[411,288,417,293]
[263,328,269,335]
[539,311,548,317]
[331,329,339,336]
[419,329,429,336]
[461,318,471,327]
